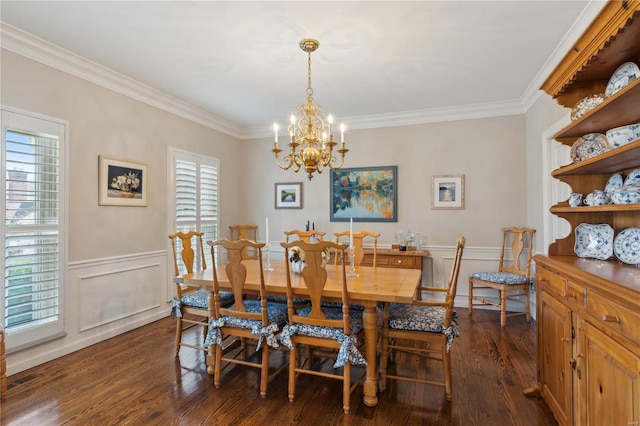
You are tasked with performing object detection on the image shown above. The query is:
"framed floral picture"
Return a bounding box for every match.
[98,156,148,206]
[432,174,464,210]
[275,182,303,209]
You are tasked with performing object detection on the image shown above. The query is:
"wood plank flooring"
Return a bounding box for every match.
[1,309,556,425]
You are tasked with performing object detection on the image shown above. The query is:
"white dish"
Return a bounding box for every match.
[605,123,640,148]
[610,184,640,204]
[574,223,613,260]
[624,168,640,186]
[604,173,623,194]
[570,133,611,162]
[605,62,640,97]
[614,227,640,265]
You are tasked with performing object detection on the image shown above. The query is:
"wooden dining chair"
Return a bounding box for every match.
[468,227,535,327]
[229,224,259,259]
[280,239,367,414]
[206,239,289,398]
[333,230,380,266]
[379,236,465,401]
[283,229,325,243]
[168,231,234,356]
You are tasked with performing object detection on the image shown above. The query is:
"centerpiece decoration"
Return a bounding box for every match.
[288,246,330,273]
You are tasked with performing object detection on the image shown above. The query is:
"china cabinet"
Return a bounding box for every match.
[533,2,640,425]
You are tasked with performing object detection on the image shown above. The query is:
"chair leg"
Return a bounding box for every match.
[468,277,473,315]
[443,345,452,401]
[379,333,389,392]
[260,344,269,398]
[524,287,531,323]
[175,317,183,355]
[214,344,223,389]
[288,344,296,402]
[500,289,507,327]
[343,362,351,414]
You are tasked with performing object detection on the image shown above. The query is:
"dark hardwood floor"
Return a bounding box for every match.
[1,309,556,425]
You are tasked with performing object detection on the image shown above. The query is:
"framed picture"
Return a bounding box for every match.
[432,174,465,210]
[98,156,148,206]
[330,166,397,222]
[275,182,303,209]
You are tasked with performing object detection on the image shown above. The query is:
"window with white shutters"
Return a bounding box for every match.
[170,148,219,275]
[2,108,67,349]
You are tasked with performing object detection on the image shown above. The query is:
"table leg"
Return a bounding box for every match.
[362,305,379,407]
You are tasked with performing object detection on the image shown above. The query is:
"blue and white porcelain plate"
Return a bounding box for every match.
[610,185,640,204]
[624,168,640,186]
[614,227,640,265]
[605,62,640,97]
[574,223,613,260]
[604,173,623,194]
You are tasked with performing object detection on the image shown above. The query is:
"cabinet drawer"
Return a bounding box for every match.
[376,255,416,269]
[586,293,640,347]
[537,267,566,297]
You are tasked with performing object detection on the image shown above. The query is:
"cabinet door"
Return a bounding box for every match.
[539,291,573,426]
[578,318,639,426]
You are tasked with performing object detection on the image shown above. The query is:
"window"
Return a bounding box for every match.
[2,108,67,349]
[169,148,219,275]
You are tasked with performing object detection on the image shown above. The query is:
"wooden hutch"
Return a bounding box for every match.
[532,1,640,425]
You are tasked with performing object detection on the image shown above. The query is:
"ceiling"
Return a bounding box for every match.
[0,1,600,139]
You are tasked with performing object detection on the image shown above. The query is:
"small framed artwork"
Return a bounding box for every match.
[275,182,303,209]
[330,166,397,222]
[432,174,464,210]
[99,156,148,206]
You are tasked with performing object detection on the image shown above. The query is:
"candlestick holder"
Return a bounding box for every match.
[264,246,274,271]
[346,246,359,277]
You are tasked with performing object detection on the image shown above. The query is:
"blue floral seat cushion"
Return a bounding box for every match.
[266,295,310,305]
[170,289,234,318]
[204,300,288,349]
[388,303,459,352]
[320,301,365,311]
[471,272,530,285]
[279,307,367,367]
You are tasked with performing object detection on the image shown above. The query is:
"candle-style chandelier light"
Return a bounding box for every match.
[272,39,348,180]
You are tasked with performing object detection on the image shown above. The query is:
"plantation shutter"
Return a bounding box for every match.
[2,109,66,349]
[172,149,219,274]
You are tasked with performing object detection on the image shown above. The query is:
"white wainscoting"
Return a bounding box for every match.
[7,251,169,375]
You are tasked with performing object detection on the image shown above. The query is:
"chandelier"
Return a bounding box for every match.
[272,39,348,180]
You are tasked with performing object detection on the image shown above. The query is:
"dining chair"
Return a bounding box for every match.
[206,238,289,398]
[168,231,234,356]
[279,239,367,414]
[333,230,380,266]
[379,236,465,401]
[468,227,535,327]
[283,229,326,243]
[229,224,259,259]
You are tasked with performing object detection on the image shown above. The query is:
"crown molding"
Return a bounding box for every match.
[0,22,244,139]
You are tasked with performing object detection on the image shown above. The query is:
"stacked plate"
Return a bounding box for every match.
[605,62,640,97]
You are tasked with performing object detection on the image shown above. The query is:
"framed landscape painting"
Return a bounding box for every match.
[98,156,148,206]
[330,166,397,222]
[432,174,465,210]
[275,182,303,209]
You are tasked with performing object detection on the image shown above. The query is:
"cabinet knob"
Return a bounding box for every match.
[601,315,620,323]
[397,260,402,264]
[564,292,577,299]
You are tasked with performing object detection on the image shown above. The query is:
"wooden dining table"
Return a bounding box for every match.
[174,260,421,407]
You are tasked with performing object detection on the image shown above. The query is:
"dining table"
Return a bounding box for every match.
[174,259,421,407]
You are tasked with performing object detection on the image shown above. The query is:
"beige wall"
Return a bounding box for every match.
[242,115,528,248]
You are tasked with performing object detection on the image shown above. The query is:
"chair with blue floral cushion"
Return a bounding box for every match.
[229,224,259,259]
[379,236,465,401]
[206,238,288,398]
[279,239,367,414]
[468,227,535,327]
[169,231,234,357]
